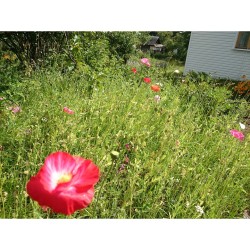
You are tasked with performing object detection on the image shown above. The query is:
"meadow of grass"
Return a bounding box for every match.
[0,60,249,218]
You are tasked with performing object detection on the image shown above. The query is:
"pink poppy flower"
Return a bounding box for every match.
[140,58,151,67]
[26,151,100,215]
[131,67,137,74]
[143,77,151,84]
[230,129,244,141]
[63,107,74,114]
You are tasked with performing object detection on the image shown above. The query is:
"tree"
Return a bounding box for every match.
[0,32,71,68]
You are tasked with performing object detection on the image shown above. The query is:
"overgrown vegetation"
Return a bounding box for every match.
[0,32,249,218]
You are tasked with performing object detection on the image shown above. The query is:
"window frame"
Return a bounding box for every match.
[234,32,250,50]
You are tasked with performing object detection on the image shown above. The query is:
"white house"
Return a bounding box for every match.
[184,32,250,80]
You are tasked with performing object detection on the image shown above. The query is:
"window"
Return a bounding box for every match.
[235,32,250,50]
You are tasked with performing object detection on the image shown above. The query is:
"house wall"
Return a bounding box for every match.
[184,32,250,80]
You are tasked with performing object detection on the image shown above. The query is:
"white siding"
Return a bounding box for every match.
[184,32,250,80]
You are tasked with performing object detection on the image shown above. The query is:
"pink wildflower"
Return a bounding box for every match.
[63,107,74,114]
[11,106,21,113]
[140,58,151,67]
[230,129,244,141]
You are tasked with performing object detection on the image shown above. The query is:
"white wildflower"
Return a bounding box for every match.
[154,95,161,103]
[195,205,204,215]
[239,122,246,130]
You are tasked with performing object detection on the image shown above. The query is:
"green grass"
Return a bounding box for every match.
[0,63,249,218]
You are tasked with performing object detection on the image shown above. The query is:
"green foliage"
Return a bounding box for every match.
[152,31,191,62]
[105,32,139,63]
[0,51,23,92]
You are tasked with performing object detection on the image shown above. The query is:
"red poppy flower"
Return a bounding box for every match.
[131,67,137,74]
[63,107,74,114]
[26,152,100,215]
[143,77,151,84]
[151,85,160,92]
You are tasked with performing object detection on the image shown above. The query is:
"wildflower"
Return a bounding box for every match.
[125,143,131,151]
[239,122,246,130]
[151,85,160,92]
[26,151,100,215]
[41,117,48,122]
[124,155,130,165]
[131,67,137,74]
[174,69,180,74]
[10,106,21,113]
[0,97,4,101]
[154,95,161,103]
[143,77,151,84]
[234,80,250,95]
[63,107,74,114]
[118,164,126,173]
[3,54,10,60]
[181,79,185,83]
[140,58,150,67]
[195,205,204,215]
[24,170,29,175]
[230,129,244,141]
[156,82,163,87]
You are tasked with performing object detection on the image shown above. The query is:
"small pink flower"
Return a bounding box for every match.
[140,58,151,67]
[63,107,74,114]
[230,129,244,141]
[11,106,21,113]
[0,97,4,101]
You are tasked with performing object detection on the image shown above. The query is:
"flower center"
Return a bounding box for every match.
[57,173,72,184]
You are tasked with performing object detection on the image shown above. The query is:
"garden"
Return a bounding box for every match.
[0,32,249,218]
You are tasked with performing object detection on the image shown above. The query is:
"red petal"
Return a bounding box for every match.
[70,158,100,190]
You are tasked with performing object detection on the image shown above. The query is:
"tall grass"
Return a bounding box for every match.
[0,66,249,218]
